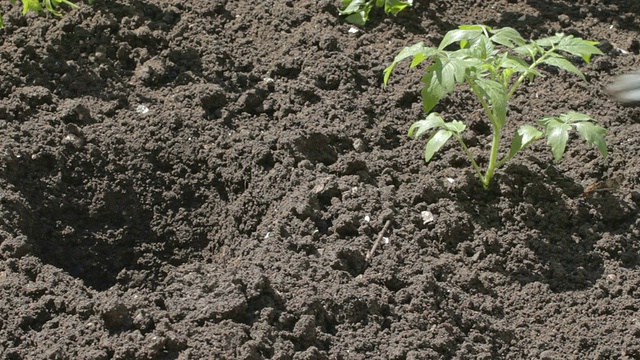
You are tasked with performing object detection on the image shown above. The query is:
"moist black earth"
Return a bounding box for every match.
[0,0,639,359]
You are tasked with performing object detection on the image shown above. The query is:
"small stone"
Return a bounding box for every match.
[353,138,366,152]
[62,123,85,149]
[135,105,149,114]
[421,211,434,224]
[558,14,571,28]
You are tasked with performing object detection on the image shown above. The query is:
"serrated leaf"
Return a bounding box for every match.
[392,42,428,62]
[418,55,473,113]
[424,129,453,162]
[438,28,484,50]
[474,77,507,128]
[542,55,585,80]
[541,112,608,160]
[573,121,608,159]
[560,111,594,123]
[442,119,466,133]
[505,125,543,162]
[408,113,446,138]
[500,54,536,74]
[435,56,469,92]
[555,36,603,63]
[514,43,543,59]
[541,117,571,160]
[383,42,436,86]
[467,36,496,60]
[421,70,448,113]
[490,27,526,48]
[410,47,439,67]
[534,34,564,47]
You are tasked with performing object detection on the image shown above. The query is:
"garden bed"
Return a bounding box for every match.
[0,0,639,358]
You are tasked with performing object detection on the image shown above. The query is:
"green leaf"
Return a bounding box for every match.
[458,24,491,31]
[575,122,607,160]
[474,77,507,128]
[501,68,515,84]
[505,125,543,163]
[383,42,438,86]
[513,43,543,59]
[490,27,526,48]
[410,46,439,68]
[420,68,448,113]
[384,0,412,15]
[555,36,603,63]
[542,55,585,80]
[500,54,533,73]
[540,112,608,160]
[339,0,367,14]
[408,113,446,138]
[442,119,466,133]
[553,112,608,158]
[424,129,453,162]
[534,34,564,48]
[539,116,572,160]
[574,121,608,159]
[408,114,461,163]
[340,0,411,25]
[559,111,594,123]
[466,35,496,60]
[438,27,485,50]
[419,54,479,113]
[434,56,470,92]
[21,0,43,14]
[345,12,367,26]
[499,54,540,84]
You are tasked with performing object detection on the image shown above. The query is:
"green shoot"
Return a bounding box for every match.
[1,0,79,28]
[339,0,412,26]
[384,25,607,190]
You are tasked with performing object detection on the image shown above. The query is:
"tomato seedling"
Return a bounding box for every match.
[384,25,607,190]
[339,0,412,26]
[1,0,79,28]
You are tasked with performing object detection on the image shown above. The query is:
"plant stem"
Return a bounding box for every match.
[507,46,556,100]
[482,125,501,190]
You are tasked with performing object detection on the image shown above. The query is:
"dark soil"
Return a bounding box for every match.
[1,0,639,359]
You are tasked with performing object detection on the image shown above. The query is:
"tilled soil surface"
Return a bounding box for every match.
[0,0,639,359]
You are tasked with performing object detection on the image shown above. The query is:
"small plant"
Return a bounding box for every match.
[339,0,412,26]
[1,0,79,28]
[384,25,607,190]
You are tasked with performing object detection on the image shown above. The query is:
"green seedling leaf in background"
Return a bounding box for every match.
[339,0,412,26]
[1,0,80,27]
